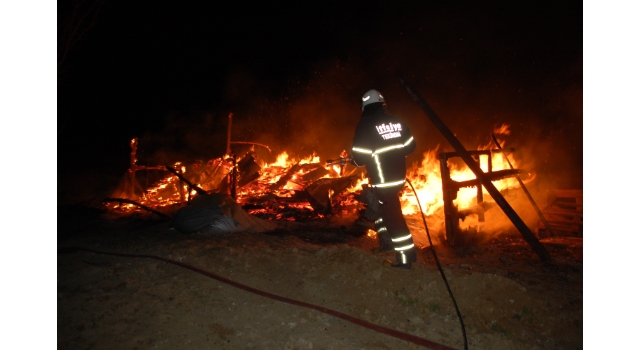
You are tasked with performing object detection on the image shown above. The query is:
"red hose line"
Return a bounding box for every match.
[58,246,457,350]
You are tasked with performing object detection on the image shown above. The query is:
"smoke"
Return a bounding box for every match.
[131,0,582,195]
[407,187,546,249]
[119,2,581,242]
[135,110,228,166]
[132,43,581,237]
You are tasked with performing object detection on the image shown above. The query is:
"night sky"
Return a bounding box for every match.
[56,0,583,199]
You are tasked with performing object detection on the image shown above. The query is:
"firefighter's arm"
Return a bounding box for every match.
[351,148,368,167]
[352,140,372,166]
[351,131,371,167]
[349,154,360,166]
[402,125,417,155]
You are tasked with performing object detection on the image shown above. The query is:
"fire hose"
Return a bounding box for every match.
[57,246,457,350]
[405,178,468,350]
[326,156,468,348]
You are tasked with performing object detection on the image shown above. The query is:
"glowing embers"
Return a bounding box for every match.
[107,144,366,220]
[107,124,534,240]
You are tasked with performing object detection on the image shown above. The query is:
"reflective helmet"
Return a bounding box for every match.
[361,89,385,110]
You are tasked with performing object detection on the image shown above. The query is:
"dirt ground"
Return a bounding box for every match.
[57,202,582,350]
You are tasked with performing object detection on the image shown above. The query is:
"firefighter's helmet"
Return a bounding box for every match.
[361,89,385,110]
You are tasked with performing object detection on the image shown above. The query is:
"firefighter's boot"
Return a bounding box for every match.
[391,248,417,269]
[372,231,395,255]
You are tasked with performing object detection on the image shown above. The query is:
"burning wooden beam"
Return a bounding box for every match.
[399,75,550,261]
[115,137,166,200]
[439,149,524,245]
[226,112,233,155]
[268,163,322,191]
[236,152,262,188]
[491,133,557,238]
[103,198,171,219]
[165,164,208,196]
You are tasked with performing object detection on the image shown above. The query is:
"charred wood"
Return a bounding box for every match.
[269,163,301,190]
[453,169,522,189]
[200,158,232,190]
[238,172,261,189]
[103,198,171,219]
[165,165,208,195]
[400,75,550,261]
[537,190,582,238]
[305,176,360,213]
[440,148,515,158]
[301,166,330,182]
[237,152,262,188]
[231,153,237,200]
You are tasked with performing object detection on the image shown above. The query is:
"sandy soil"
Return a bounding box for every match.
[57,203,582,350]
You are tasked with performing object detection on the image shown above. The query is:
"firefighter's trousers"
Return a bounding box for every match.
[373,184,417,264]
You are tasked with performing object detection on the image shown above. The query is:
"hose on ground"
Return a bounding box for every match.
[406,178,468,350]
[58,246,456,350]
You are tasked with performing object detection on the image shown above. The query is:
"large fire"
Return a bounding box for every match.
[403,139,523,213]
[107,124,530,241]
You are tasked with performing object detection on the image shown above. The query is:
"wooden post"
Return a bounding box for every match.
[231,153,237,200]
[439,153,458,245]
[491,133,557,237]
[165,165,208,195]
[226,112,233,155]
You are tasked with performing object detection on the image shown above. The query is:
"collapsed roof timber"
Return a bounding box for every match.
[104,137,368,226]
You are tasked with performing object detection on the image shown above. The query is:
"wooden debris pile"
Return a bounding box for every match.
[105,141,368,224]
[536,189,583,238]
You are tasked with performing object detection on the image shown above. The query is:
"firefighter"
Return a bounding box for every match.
[351,89,418,269]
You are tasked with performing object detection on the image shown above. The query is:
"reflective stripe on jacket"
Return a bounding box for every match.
[351,109,416,187]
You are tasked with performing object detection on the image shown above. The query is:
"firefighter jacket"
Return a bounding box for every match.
[351,108,416,188]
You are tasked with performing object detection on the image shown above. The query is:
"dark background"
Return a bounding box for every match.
[57,0,583,201]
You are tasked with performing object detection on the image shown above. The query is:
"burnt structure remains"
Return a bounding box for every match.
[439,148,521,246]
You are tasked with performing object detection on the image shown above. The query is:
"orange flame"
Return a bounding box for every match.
[109,126,530,236]
[402,140,522,216]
